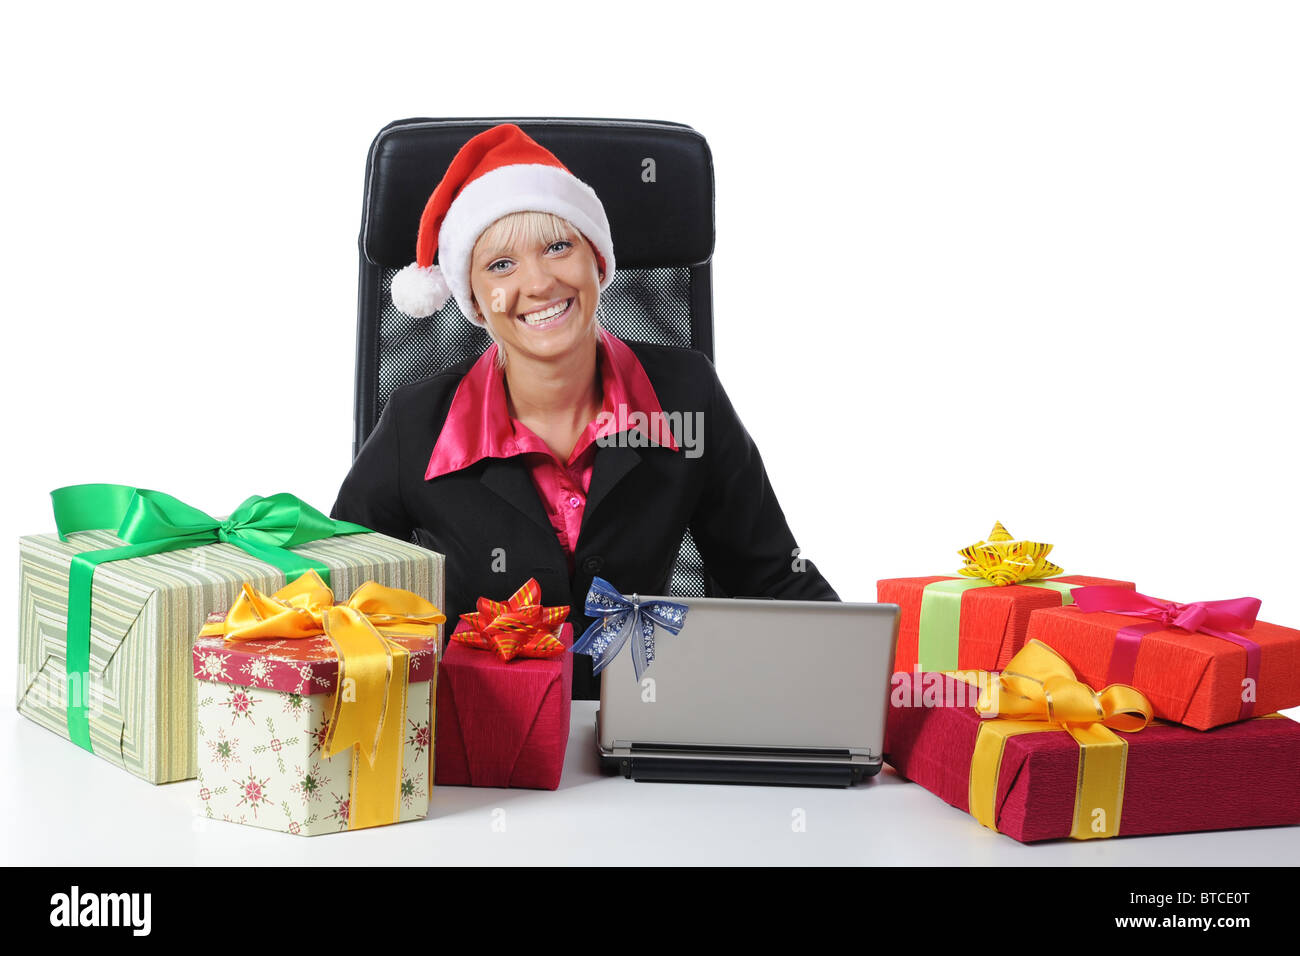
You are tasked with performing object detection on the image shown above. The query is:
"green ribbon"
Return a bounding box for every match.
[51,483,370,754]
[916,578,1079,672]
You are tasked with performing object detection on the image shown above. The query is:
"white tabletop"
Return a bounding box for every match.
[3,701,1296,866]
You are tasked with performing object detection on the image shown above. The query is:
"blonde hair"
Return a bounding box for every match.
[472,211,603,369]
[475,210,577,264]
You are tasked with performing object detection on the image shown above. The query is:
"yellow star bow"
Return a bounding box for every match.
[957,521,1063,586]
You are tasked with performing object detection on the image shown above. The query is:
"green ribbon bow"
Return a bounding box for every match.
[51,483,370,754]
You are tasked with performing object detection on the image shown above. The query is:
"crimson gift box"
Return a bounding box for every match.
[877,575,1134,673]
[434,621,573,790]
[884,678,1300,842]
[1026,603,1300,731]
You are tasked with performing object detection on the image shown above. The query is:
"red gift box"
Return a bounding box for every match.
[885,673,1300,842]
[878,575,1134,673]
[1027,602,1300,730]
[434,621,572,790]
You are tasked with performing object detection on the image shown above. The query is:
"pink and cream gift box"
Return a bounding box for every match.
[191,627,437,835]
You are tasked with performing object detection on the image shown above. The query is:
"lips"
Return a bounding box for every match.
[518,297,574,329]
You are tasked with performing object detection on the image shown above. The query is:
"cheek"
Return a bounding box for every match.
[468,274,487,309]
[473,275,515,314]
[560,258,600,292]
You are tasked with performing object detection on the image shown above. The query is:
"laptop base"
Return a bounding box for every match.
[597,717,880,788]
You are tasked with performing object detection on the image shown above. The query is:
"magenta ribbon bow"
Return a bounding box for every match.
[1071,586,1262,721]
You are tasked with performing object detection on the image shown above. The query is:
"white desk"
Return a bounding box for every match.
[3,702,1296,866]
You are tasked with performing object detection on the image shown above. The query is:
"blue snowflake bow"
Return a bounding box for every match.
[570,577,689,681]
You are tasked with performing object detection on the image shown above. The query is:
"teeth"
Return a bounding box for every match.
[521,299,570,325]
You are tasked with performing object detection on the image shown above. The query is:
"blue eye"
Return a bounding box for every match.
[486,258,513,273]
[547,240,573,254]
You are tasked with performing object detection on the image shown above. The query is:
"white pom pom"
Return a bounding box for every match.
[390,262,450,317]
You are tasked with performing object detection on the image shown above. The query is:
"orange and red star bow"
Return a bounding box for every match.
[452,578,569,661]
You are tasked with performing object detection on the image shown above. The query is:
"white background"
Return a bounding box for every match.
[2,1,1298,862]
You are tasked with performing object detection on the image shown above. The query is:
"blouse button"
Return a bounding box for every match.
[568,495,581,509]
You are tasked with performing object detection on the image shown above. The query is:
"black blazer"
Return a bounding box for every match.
[332,339,839,699]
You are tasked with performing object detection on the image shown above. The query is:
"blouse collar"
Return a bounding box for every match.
[425,327,678,480]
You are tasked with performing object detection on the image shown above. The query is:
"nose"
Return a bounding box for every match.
[519,253,558,299]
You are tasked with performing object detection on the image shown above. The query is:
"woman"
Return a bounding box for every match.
[332,124,837,699]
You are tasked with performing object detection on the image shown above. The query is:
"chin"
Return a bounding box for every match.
[532,329,594,362]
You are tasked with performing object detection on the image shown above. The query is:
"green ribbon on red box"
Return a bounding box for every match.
[916,522,1079,672]
[50,483,369,754]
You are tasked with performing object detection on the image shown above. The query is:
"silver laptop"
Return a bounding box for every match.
[596,597,899,786]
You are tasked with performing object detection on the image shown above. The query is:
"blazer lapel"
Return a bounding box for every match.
[479,458,555,535]
[478,445,644,553]
[582,444,642,532]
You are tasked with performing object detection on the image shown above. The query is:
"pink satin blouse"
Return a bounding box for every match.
[424,327,678,569]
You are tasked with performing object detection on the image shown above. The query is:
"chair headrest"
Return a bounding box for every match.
[361,118,715,271]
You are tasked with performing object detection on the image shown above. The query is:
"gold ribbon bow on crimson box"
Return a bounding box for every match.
[961,639,1152,839]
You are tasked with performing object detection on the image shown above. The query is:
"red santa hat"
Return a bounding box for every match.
[390,124,615,324]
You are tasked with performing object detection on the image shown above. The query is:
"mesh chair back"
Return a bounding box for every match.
[355,118,716,595]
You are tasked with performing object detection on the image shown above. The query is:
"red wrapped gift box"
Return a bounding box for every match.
[1027,603,1300,730]
[885,676,1300,842]
[878,575,1134,673]
[434,622,572,790]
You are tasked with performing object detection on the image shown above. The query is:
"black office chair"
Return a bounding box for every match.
[353,117,718,596]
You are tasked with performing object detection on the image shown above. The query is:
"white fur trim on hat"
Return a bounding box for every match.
[390,262,451,318]
[436,163,616,326]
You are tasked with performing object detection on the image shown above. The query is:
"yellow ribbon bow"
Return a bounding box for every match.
[957,520,1064,585]
[965,639,1152,839]
[199,571,445,830]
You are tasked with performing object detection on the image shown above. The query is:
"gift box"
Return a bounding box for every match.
[877,522,1135,673]
[17,484,444,784]
[192,573,443,834]
[1026,589,1300,730]
[435,620,573,790]
[879,574,1134,674]
[884,643,1300,842]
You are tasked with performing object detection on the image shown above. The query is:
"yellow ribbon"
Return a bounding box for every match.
[957,520,1064,586]
[962,639,1152,840]
[199,570,445,830]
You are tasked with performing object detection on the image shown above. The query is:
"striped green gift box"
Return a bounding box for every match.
[16,530,444,784]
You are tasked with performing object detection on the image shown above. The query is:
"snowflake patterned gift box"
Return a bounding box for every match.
[193,572,443,835]
[17,483,445,785]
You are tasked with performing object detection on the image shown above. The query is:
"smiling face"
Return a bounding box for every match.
[469,211,602,365]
